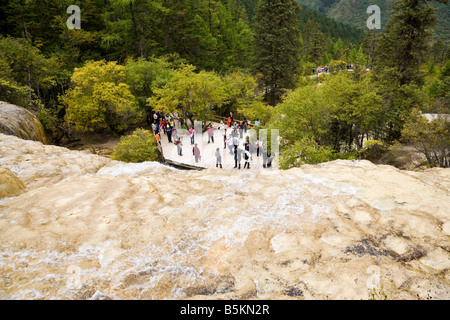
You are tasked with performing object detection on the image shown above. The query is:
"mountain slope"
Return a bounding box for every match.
[239,0,365,44]
[297,0,449,44]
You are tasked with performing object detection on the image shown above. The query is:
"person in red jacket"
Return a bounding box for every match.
[207,124,214,143]
[160,118,167,134]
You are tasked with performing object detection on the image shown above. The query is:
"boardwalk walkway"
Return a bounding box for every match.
[157,122,277,171]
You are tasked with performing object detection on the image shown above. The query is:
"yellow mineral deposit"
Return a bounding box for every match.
[0,133,449,300]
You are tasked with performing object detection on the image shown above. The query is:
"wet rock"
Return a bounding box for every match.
[0,101,47,144]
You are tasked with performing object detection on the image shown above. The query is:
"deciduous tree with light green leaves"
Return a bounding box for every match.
[271,72,384,166]
[147,64,225,126]
[111,128,159,163]
[64,60,141,133]
[221,71,272,124]
[125,57,174,113]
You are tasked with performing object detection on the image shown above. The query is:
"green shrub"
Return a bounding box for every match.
[279,136,335,169]
[357,140,387,162]
[111,129,159,163]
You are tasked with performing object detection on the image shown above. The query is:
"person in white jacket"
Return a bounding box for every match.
[215,148,222,168]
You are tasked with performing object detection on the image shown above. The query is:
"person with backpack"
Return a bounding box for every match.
[155,132,161,146]
[243,149,251,169]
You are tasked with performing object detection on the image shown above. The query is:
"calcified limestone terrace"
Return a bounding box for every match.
[0,133,449,300]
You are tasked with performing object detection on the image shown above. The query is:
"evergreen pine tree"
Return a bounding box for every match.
[373,0,448,141]
[253,0,301,106]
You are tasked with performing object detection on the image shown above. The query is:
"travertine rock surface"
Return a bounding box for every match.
[0,134,448,300]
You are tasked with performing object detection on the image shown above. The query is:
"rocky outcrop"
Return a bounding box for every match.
[0,167,25,198]
[0,133,448,300]
[0,101,47,144]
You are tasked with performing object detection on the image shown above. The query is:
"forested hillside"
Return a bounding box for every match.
[296,0,450,44]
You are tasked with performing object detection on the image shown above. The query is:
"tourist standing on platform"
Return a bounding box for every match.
[155,132,161,146]
[207,124,214,143]
[233,135,239,155]
[193,143,201,163]
[227,116,231,127]
[223,129,227,149]
[239,121,244,138]
[175,137,183,156]
[262,146,268,167]
[227,135,234,155]
[167,122,173,143]
[172,127,178,141]
[243,149,251,169]
[244,137,250,151]
[231,123,238,138]
[230,112,234,124]
[256,138,262,156]
[160,118,167,134]
[215,148,222,168]
[189,127,196,145]
[234,146,242,169]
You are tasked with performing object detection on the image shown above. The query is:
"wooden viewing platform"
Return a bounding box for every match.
[156,122,278,171]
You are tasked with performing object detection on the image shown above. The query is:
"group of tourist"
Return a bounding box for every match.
[151,111,274,169]
[313,66,329,74]
[221,125,274,169]
[151,111,178,145]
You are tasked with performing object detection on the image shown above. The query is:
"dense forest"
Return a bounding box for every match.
[296,0,450,44]
[0,0,449,168]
